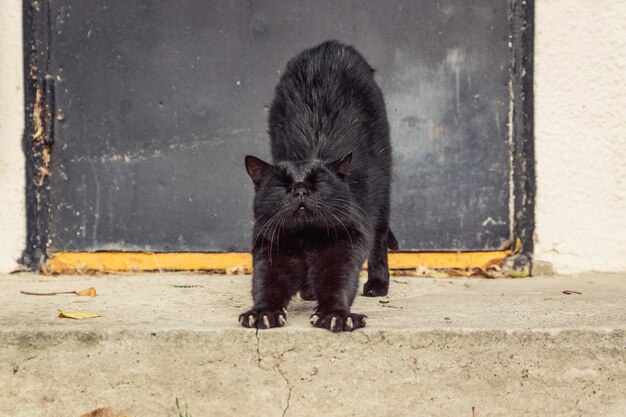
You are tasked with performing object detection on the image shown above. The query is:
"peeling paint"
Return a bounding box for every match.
[30,88,53,189]
[32,89,44,140]
[482,217,507,227]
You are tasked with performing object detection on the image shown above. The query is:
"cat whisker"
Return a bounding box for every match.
[317,209,338,241]
[325,196,368,212]
[324,203,366,223]
[323,205,360,230]
[253,209,283,249]
[323,205,367,224]
[324,198,370,219]
[268,209,290,261]
[275,211,290,257]
[267,212,283,261]
[253,202,292,254]
[321,208,353,246]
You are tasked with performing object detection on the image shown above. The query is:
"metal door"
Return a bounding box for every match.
[23,0,534,265]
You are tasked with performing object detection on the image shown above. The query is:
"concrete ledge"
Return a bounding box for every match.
[1,273,625,416]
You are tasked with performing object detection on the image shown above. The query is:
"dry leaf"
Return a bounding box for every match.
[391,270,417,276]
[498,238,513,250]
[225,265,245,275]
[509,269,529,278]
[426,270,449,278]
[562,290,582,295]
[483,257,506,270]
[58,311,101,320]
[75,287,97,297]
[415,265,429,276]
[444,268,474,277]
[21,290,74,296]
[20,287,97,296]
[79,407,117,417]
[513,237,523,254]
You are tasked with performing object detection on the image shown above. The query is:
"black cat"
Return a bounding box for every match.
[240,40,396,332]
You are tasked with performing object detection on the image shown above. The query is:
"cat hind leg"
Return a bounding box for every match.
[363,222,391,297]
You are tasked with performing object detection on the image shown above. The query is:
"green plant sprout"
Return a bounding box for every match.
[176,398,192,417]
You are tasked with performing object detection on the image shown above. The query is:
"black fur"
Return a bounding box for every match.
[240,41,393,332]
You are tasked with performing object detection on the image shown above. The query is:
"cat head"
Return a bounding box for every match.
[245,153,356,238]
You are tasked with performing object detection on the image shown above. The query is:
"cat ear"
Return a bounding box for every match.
[245,155,273,186]
[329,152,352,178]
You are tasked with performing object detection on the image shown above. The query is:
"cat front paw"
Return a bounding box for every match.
[239,309,287,329]
[309,311,367,332]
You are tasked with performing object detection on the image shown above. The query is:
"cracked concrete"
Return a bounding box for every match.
[274,352,292,417]
[0,272,625,416]
[254,328,292,417]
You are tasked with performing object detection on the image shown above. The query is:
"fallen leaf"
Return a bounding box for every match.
[498,238,513,251]
[21,287,97,297]
[225,265,245,275]
[21,290,75,296]
[483,257,506,270]
[79,407,117,417]
[426,270,449,278]
[58,311,101,320]
[476,265,508,278]
[392,270,417,276]
[510,270,529,278]
[513,237,523,254]
[415,265,429,276]
[562,290,582,295]
[75,287,97,297]
[444,268,474,277]
[379,300,390,304]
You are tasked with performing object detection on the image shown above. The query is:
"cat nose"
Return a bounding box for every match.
[293,182,309,198]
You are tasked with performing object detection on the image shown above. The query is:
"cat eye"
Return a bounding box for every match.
[304,171,320,186]
[278,177,293,191]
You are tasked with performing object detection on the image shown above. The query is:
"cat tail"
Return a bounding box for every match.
[387,229,399,250]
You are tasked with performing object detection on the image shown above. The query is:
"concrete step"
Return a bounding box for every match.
[1,273,625,417]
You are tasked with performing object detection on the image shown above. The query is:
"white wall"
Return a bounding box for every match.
[0,1,26,272]
[534,0,626,273]
[0,1,624,274]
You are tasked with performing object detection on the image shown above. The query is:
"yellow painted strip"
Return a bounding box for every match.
[46,252,252,274]
[46,251,510,274]
[387,251,509,269]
